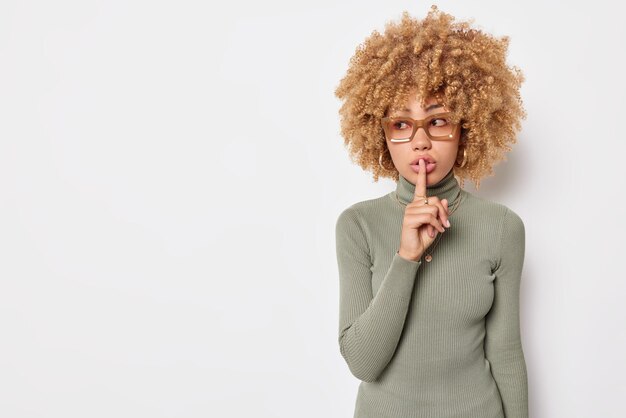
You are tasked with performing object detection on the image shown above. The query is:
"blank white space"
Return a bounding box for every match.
[1,1,625,417]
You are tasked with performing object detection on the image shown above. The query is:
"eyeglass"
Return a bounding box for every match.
[381,112,460,143]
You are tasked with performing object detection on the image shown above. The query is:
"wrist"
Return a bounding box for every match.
[397,249,421,262]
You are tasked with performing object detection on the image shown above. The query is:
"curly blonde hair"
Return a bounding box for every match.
[334,5,526,189]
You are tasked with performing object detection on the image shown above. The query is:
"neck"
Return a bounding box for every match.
[395,169,461,206]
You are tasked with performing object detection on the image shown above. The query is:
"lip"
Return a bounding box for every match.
[410,161,436,174]
[409,155,436,174]
[410,155,436,165]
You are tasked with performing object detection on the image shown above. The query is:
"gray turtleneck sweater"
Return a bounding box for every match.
[335,169,528,418]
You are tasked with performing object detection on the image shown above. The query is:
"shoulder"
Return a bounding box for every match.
[462,191,523,221]
[335,203,363,232]
[336,194,392,225]
[461,191,525,238]
[335,194,392,244]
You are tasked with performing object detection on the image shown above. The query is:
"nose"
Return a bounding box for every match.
[411,126,432,150]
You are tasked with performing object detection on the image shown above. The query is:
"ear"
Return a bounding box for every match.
[459,130,467,144]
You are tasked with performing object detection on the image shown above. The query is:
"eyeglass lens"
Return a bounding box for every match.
[387,115,455,140]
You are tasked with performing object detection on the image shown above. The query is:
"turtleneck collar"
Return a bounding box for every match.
[395,168,461,206]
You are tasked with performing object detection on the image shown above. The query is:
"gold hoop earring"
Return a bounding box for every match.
[455,147,467,168]
[379,150,395,171]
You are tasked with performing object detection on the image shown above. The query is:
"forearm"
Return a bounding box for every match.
[487,345,528,417]
[339,252,420,382]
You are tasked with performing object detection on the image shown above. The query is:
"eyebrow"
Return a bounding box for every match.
[400,103,443,113]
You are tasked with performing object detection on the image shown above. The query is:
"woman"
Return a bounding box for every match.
[334,5,528,418]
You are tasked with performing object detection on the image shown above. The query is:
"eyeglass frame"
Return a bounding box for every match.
[381,112,461,143]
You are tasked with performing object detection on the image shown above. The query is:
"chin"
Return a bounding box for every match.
[426,172,443,185]
[409,167,447,185]
[403,170,435,185]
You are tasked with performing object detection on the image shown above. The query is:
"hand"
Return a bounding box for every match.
[397,159,451,261]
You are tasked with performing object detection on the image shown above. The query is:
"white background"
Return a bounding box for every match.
[1,1,625,417]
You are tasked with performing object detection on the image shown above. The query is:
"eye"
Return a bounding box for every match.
[393,121,409,129]
[430,117,450,127]
[390,119,413,130]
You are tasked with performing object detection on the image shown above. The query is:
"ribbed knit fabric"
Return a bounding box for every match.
[335,168,528,418]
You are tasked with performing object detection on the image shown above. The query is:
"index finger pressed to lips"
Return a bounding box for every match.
[413,159,427,201]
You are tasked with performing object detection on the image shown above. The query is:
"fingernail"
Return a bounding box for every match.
[446,219,451,227]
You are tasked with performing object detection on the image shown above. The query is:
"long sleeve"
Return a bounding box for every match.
[485,208,529,417]
[335,206,421,382]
